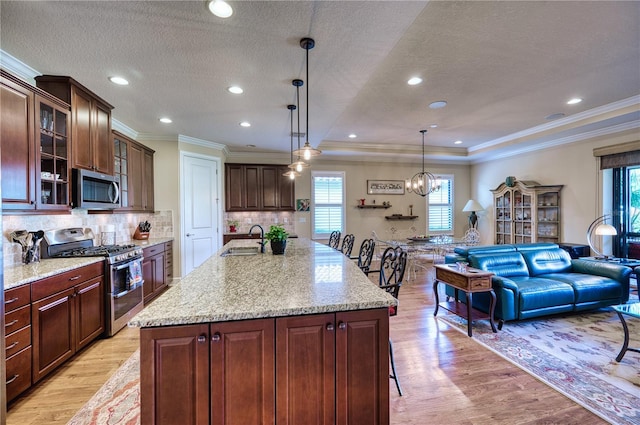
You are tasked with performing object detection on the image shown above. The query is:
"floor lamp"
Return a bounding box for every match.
[587,214,617,259]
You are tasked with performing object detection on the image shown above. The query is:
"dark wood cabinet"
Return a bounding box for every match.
[141,324,210,425]
[164,241,174,284]
[1,70,71,213]
[225,163,295,211]
[35,75,114,175]
[141,319,275,425]
[140,308,388,424]
[276,309,389,425]
[31,262,104,383]
[142,244,168,304]
[4,284,32,402]
[113,131,155,212]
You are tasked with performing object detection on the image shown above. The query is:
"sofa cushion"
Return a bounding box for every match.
[521,248,572,276]
[513,242,559,252]
[454,244,516,256]
[469,252,529,278]
[544,273,625,303]
[511,276,576,311]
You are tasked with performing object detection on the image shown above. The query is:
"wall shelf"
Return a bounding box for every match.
[385,215,418,220]
[356,204,391,209]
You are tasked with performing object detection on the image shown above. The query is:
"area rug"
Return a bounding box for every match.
[66,350,140,425]
[439,308,640,425]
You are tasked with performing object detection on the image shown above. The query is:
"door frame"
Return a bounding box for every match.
[179,151,223,277]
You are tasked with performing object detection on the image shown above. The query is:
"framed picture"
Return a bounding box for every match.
[296,198,310,212]
[367,180,405,195]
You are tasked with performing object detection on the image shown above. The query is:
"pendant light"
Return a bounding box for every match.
[293,37,321,160]
[288,79,309,172]
[282,104,300,180]
[406,130,441,197]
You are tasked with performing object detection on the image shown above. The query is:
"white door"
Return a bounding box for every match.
[181,153,221,276]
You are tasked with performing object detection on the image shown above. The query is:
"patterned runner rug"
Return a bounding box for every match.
[439,308,640,425]
[66,350,140,425]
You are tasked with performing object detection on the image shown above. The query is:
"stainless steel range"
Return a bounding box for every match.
[42,228,144,337]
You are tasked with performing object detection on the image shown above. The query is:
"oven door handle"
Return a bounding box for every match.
[113,280,144,299]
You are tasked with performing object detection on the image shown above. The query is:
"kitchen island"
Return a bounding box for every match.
[130,237,396,425]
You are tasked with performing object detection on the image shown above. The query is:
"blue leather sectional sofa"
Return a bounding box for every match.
[444,243,631,322]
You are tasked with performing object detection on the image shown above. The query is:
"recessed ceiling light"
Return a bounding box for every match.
[454,140,463,145]
[429,100,447,109]
[109,76,129,86]
[246,144,256,148]
[567,98,583,105]
[545,113,566,120]
[430,124,438,128]
[159,117,172,124]
[407,77,422,86]
[240,121,251,127]
[228,86,243,94]
[348,134,357,139]
[208,0,233,18]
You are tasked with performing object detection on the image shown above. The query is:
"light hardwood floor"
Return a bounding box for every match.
[6,266,605,425]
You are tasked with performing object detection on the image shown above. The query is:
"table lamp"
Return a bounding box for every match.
[462,199,484,229]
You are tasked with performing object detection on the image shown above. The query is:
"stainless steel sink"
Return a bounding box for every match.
[220,246,261,257]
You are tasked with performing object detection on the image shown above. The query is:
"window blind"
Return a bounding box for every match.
[428,177,453,232]
[313,173,344,237]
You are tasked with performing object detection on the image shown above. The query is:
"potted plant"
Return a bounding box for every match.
[264,224,289,255]
[227,219,239,233]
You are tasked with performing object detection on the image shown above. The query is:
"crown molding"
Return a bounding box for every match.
[225,151,290,163]
[177,134,229,154]
[111,119,139,140]
[0,50,39,83]
[470,95,640,154]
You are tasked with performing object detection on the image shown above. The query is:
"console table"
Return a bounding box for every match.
[433,264,498,337]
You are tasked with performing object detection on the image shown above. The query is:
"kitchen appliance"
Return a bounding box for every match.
[72,168,121,209]
[42,227,144,337]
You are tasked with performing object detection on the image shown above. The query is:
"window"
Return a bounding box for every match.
[428,176,453,233]
[613,165,640,258]
[312,171,345,239]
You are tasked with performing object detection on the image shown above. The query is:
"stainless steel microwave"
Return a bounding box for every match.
[72,169,120,209]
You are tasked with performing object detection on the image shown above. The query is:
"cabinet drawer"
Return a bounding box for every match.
[6,346,32,402]
[31,261,103,301]
[165,241,173,251]
[143,244,164,257]
[5,304,31,334]
[5,325,31,358]
[5,285,31,313]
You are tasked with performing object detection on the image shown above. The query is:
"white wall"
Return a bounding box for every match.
[470,130,639,246]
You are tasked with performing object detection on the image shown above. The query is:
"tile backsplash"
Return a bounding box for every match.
[225,211,295,235]
[3,209,174,267]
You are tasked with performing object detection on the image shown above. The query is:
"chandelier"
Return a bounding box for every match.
[292,37,321,160]
[406,129,441,197]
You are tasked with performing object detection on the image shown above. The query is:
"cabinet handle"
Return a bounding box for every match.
[338,322,346,330]
[197,335,207,343]
[5,297,18,305]
[211,332,221,342]
[6,341,19,351]
[6,374,19,385]
[5,320,18,328]
[69,275,81,281]
[326,323,334,331]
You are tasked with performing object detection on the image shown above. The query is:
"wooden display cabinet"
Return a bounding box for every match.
[491,179,563,244]
[113,131,155,212]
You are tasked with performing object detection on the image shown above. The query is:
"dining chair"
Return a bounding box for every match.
[370,245,407,396]
[328,230,341,249]
[351,238,375,274]
[340,233,355,257]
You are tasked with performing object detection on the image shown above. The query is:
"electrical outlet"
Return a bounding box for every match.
[246,218,252,224]
[299,217,306,223]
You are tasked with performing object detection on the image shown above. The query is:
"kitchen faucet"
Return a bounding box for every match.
[248,224,265,253]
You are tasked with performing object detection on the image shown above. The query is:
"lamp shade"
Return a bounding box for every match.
[462,199,483,212]
[594,223,617,236]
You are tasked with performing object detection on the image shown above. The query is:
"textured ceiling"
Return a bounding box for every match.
[1,1,639,163]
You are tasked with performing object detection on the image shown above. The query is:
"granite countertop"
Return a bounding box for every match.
[130,237,174,248]
[4,257,105,290]
[130,238,396,328]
